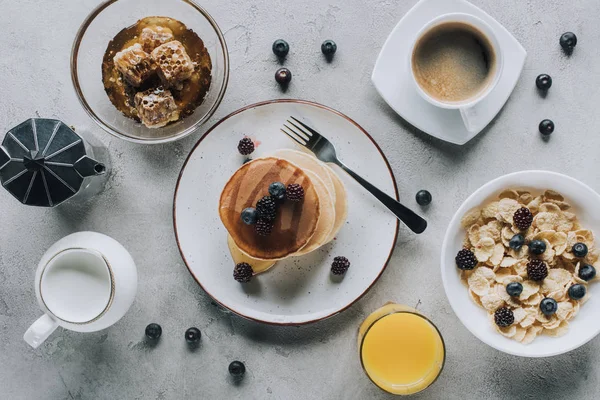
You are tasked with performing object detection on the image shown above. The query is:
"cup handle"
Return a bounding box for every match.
[459,105,485,134]
[24,314,59,348]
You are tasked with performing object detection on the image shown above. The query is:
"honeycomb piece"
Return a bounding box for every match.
[113,43,156,87]
[139,26,174,53]
[151,41,194,88]
[134,87,180,128]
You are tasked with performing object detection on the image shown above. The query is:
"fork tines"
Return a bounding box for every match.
[281,117,317,147]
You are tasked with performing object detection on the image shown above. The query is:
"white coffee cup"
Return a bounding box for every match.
[409,13,504,133]
[24,232,137,348]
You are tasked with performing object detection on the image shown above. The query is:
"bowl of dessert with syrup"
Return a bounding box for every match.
[71,0,229,144]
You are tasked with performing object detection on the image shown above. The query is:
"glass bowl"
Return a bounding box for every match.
[71,0,229,144]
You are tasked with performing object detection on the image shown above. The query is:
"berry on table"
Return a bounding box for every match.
[513,207,533,230]
[506,282,523,297]
[238,137,255,155]
[321,40,337,57]
[455,249,477,270]
[255,219,273,236]
[527,259,548,281]
[535,74,552,90]
[229,361,246,378]
[233,262,253,283]
[241,207,258,225]
[494,307,514,327]
[539,120,554,136]
[529,240,547,255]
[286,183,304,202]
[331,256,350,275]
[272,39,289,58]
[185,327,201,343]
[275,68,292,85]
[568,284,586,301]
[256,196,278,222]
[415,190,432,206]
[572,242,588,258]
[269,182,286,201]
[540,298,558,316]
[145,323,162,340]
[509,234,525,251]
[578,264,596,281]
[559,32,577,51]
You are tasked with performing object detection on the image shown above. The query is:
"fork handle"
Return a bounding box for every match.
[334,161,427,234]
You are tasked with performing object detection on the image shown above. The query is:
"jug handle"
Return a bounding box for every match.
[24,314,59,348]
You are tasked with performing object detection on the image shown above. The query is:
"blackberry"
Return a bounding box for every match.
[286,183,304,202]
[255,219,273,236]
[527,259,548,281]
[494,307,514,327]
[455,249,477,270]
[331,256,350,275]
[513,207,533,230]
[237,137,255,155]
[256,196,277,221]
[233,262,253,283]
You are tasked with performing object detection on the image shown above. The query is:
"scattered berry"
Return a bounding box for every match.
[509,234,525,251]
[286,183,304,202]
[559,32,577,51]
[185,327,201,343]
[269,182,286,201]
[506,282,523,297]
[241,207,258,225]
[536,74,553,90]
[529,240,547,255]
[572,242,588,258]
[540,298,558,316]
[331,256,350,275]
[233,262,253,283]
[527,259,548,281]
[321,40,337,57]
[256,196,278,221]
[255,218,273,236]
[455,249,477,270]
[513,207,533,230]
[145,323,162,340]
[494,307,514,327]
[229,361,246,377]
[272,39,289,58]
[568,284,586,301]
[275,68,292,85]
[539,119,554,136]
[579,265,596,281]
[415,190,432,206]
[238,137,255,155]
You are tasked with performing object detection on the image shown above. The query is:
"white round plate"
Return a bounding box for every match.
[442,171,600,357]
[174,100,399,325]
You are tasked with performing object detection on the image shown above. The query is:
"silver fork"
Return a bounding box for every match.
[281,117,427,234]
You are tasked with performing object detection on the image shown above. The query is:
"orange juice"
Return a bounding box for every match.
[358,304,445,395]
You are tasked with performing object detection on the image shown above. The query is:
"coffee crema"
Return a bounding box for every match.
[412,22,496,103]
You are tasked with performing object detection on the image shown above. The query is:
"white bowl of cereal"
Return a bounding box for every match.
[441,170,600,357]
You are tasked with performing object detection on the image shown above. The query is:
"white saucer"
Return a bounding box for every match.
[174,100,399,325]
[372,0,527,145]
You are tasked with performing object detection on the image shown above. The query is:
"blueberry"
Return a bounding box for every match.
[536,74,552,91]
[145,323,162,340]
[509,234,525,251]
[539,120,554,136]
[269,182,286,200]
[559,32,577,51]
[275,68,292,85]
[272,39,289,58]
[321,40,337,57]
[241,207,258,225]
[229,361,246,378]
[529,240,547,255]
[540,298,558,316]
[415,190,432,206]
[185,327,201,343]
[572,242,588,258]
[568,284,587,301]
[506,282,523,297]
[579,264,596,281]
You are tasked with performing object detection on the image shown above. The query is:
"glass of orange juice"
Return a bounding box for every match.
[358,303,445,395]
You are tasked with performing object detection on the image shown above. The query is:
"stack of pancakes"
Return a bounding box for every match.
[219,149,348,274]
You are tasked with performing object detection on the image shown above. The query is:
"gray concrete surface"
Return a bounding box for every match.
[1,0,600,399]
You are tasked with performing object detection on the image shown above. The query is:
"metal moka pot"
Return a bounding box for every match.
[0,118,110,207]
